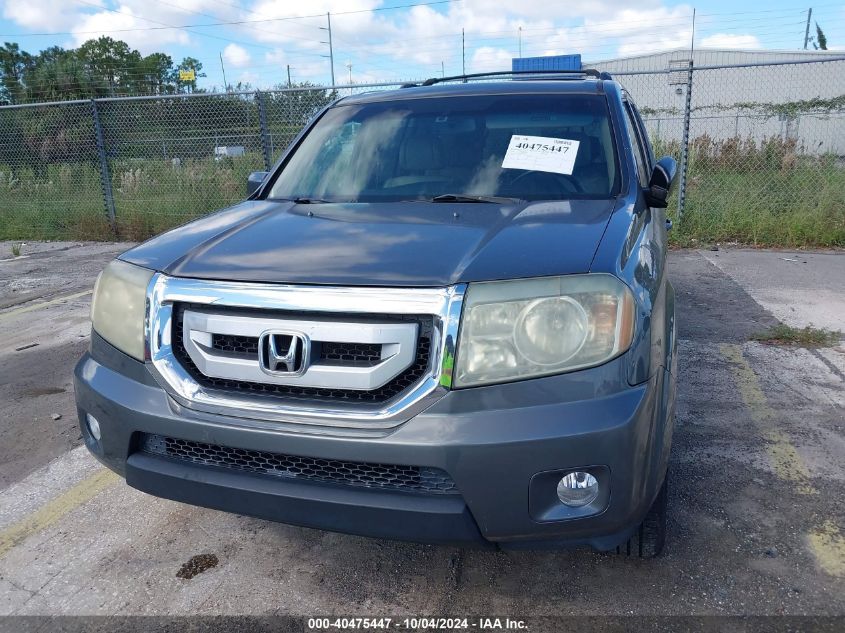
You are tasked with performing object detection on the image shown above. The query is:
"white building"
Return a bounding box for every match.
[588,49,845,154]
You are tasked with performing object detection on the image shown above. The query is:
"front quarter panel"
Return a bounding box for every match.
[590,85,676,503]
[591,87,672,386]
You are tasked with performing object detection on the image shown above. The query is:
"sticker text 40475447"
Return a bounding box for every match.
[501,135,581,176]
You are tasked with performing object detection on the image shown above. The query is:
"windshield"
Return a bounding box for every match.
[268,93,619,203]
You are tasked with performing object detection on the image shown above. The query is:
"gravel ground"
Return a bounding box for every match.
[0,242,129,486]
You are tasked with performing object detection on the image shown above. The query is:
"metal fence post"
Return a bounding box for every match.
[90,99,117,234]
[676,61,694,221]
[256,90,272,171]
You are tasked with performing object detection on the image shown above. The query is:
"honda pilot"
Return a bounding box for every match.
[75,70,678,556]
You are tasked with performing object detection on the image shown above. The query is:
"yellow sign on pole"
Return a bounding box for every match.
[179,69,195,81]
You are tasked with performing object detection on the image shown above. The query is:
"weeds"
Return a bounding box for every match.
[0,136,843,247]
[752,324,842,347]
[665,135,845,249]
[0,154,263,241]
[10,243,21,257]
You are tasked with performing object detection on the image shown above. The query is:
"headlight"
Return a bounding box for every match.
[454,274,635,387]
[91,260,154,361]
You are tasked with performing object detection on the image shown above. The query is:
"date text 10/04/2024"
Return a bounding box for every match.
[307,617,529,630]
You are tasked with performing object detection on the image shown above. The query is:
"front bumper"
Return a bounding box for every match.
[74,334,673,550]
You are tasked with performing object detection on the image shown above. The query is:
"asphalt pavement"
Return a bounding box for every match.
[0,242,843,619]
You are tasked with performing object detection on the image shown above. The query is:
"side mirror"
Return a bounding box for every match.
[247,171,269,197]
[644,156,677,208]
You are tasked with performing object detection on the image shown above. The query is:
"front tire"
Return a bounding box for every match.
[617,472,669,558]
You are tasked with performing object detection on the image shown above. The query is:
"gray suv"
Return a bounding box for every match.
[75,70,678,556]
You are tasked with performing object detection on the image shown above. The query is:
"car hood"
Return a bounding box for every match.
[121,198,620,287]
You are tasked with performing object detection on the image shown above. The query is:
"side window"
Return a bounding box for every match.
[623,102,649,187]
[631,105,655,166]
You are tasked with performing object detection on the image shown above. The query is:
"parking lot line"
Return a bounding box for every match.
[0,468,118,560]
[808,521,845,578]
[719,343,817,495]
[0,289,92,322]
[720,343,845,579]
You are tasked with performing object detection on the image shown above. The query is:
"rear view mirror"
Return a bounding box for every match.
[247,171,269,197]
[644,156,677,208]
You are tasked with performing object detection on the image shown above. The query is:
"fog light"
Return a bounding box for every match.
[86,413,101,441]
[556,471,599,507]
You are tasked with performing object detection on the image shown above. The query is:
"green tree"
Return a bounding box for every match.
[77,36,142,97]
[0,38,208,102]
[814,23,828,50]
[0,42,32,105]
[137,53,175,95]
[23,46,87,102]
[175,57,206,93]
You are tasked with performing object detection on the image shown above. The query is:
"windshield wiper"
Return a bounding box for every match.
[271,196,330,204]
[291,197,330,204]
[428,194,523,204]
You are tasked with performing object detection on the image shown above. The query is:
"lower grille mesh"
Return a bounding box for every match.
[140,434,458,495]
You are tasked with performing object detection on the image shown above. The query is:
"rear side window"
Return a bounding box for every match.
[623,102,650,187]
[269,93,620,203]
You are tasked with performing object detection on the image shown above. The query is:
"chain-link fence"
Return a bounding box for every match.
[1,57,844,245]
[599,56,845,246]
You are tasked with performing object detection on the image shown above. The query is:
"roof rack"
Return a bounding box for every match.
[401,68,612,88]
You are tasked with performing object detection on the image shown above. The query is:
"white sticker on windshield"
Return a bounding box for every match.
[502,135,580,176]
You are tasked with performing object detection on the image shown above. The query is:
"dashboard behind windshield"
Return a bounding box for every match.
[268,93,620,203]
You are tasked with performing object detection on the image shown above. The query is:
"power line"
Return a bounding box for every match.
[0,0,463,38]
[141,0,325,45]
[68,0,277,50]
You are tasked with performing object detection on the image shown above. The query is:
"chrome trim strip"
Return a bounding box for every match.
[145,275,466,429]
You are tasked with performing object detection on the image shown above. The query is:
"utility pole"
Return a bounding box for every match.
[219,52,228,92]
[441,61,445,77]
[327,13,336,86]
[320,13,336,86]
[677,8,696,221]
[462,29,466,75]
[803,8,813,49]
[518,26,523,58]
[287,64,292,88]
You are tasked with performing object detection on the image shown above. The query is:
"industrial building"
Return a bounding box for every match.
[586,48,845,154]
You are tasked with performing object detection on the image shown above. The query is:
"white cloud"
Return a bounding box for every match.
[0,0,790,89]
[223,43,251,67]
[2,0,238,53]
[70,6,191,52]
[699,33,762,50]
[246,0,386,46]
[236,70,259,87]
[469,46,514,73]
[1,0,96,31]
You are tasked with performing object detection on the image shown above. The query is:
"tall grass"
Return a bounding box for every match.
[0,154,264,241]
[669,136,845,248]
[1,139,843,247]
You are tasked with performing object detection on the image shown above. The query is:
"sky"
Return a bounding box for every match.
[0,0,843,90]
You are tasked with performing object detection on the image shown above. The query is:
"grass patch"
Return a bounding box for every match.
[1,136,844,246]
[10,243,21,257]
[666,138,845,249]
[751,324,842,347]
[0,154,264,242]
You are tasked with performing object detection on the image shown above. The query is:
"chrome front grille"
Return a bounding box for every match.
[172,304,433,405]
[145,275,466,429]
[140,433,458,495]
